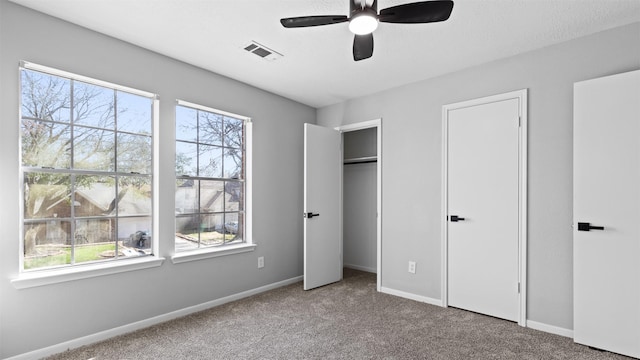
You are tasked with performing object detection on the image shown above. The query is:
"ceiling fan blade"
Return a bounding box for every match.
[280,15,348,28]
[353,34,373,61]
[379,0,454,24]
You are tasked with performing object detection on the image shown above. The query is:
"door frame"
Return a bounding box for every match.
[441,90,528,326]
[336,119,382,291]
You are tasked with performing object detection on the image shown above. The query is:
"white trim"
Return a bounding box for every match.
[518,90,528,326]
[336,119,382,292]
[245,121,253,245]
[176,99,251,122]
[5,275,303,360]
[441,89,528,326]
[171,243,257,264]
[380,286,443,307]
[336,119,380,132]
[21,61,157,98]
[344,263,377,274]
[527,320,574,338]
[11,257,165,289]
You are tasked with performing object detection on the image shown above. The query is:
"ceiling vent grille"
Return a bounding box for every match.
[243,41,283,61]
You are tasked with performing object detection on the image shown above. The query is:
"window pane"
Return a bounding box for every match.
[75,218,115,244]
[199,213,226,246]
[20,65,155,270]
[224,212,243,243]
[176,141,197,176]
[75,175,116,217]
[175,106,197,142]
[21,120,71,168]
[21,69,70,123]
[118,176,152,216]
[73,127,115,171]
[74,219,119,264]
[224,117,243,149]
[174,103,247,253]
[24,173,71,219]
[176,214,200,244]
[117,91,151,135]
[223,148,242,179]
[199,111,223,146]
[224,181,243,211]
[176,179,199,214]
[73,81,115,129]
[199,145,222,178]
[118,133,152,174]
[120,217,152,253]
[200,180,224,213]
[23,220,72,270]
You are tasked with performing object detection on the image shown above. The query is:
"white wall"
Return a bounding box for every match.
[0,1,315,358]
[318,22,640,331]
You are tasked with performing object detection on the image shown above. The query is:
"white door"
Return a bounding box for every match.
[446,97,521,322]
[304,123,342,290]
[573,70,640,358]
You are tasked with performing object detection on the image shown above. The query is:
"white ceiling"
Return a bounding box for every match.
[10,0,640,108]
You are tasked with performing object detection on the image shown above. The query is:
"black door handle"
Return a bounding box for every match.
[304,212,320,219]
[577,222,604,231]
[449,215,465,222]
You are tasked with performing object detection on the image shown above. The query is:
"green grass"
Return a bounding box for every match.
[24,243,117,270]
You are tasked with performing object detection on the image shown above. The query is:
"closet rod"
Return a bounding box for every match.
[343,156,377,165]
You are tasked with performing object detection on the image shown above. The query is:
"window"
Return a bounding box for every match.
[175,101,250,252]
[20,62,156,271]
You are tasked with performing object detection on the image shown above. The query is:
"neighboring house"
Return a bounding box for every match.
[175,180,241,236]
[26,182,151,247]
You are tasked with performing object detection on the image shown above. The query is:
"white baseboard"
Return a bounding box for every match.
[344,263,377,274]
[526,320,573,338]
[6,275,303,360]
[380,286,443,307]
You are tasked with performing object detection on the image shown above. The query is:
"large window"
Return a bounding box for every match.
[175,101,249,252]
[20,63,156,271]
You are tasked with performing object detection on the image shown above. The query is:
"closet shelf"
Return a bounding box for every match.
[344,156,377,165]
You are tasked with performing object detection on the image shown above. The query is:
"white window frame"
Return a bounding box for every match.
[13,62,164,288]
[171,99,254,264]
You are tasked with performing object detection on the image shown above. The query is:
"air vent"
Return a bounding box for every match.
[243,41,283,61]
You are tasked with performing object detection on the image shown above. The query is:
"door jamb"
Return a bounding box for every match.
[441,90,528,326]
[336,119,382,291]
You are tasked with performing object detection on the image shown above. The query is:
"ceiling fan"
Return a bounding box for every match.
[280,0,454,61]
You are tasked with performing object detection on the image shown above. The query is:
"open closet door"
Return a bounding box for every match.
[303,123,342,290]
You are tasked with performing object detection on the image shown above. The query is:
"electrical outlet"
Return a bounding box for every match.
[258,256,264,269]
[408,261,416,274]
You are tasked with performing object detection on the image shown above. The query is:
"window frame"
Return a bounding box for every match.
[17,61,160,274]
[172,99,254,262]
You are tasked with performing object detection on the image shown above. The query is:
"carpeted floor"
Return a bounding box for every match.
[46,269,631,359]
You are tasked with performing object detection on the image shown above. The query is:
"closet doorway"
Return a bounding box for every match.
[302,119,382,291]
[340,120,381,290]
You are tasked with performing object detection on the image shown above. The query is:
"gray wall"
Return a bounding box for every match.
[0,1,314,357]
[318,22,640,331]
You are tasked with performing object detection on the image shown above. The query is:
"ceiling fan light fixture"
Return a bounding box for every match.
[349,12,378,35]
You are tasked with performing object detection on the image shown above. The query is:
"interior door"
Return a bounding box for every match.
[447,98,520,322]
[573,70,640,358]
[303,123,342,290]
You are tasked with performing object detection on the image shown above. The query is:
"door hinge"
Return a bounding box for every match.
[518,116,521,127]
[518,282,521,293]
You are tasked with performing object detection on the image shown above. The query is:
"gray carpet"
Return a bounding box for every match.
[46,269,631,359]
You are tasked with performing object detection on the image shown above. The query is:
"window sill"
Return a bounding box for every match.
[11,256,165,290]
[171,243,257,264]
